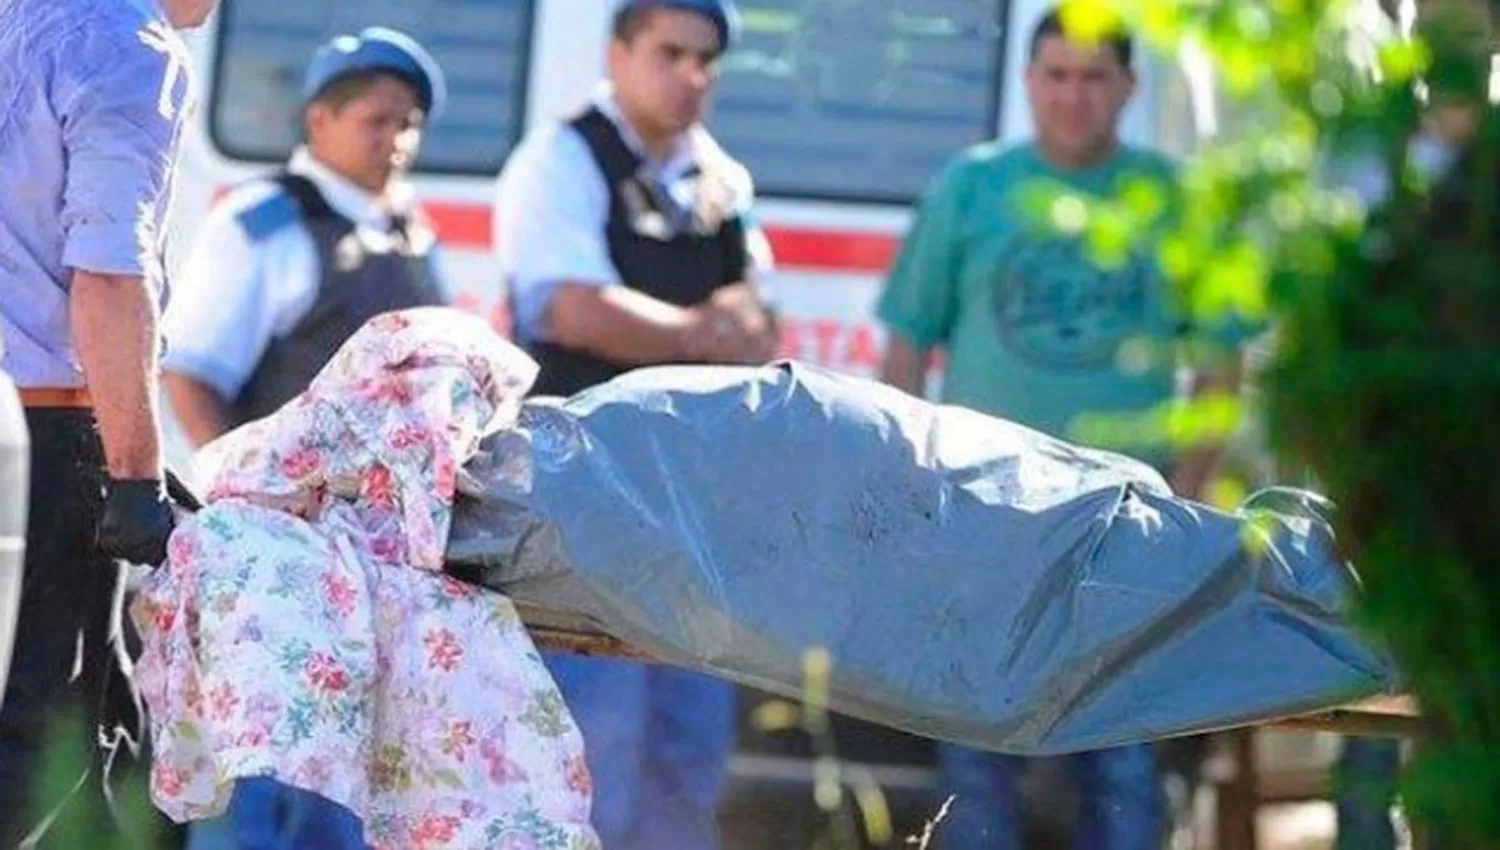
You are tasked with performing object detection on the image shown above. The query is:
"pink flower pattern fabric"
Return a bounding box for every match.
[131,308,600,850]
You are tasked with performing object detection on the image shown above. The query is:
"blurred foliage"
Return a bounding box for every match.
[20,709,166,849]
[1050,0,1500,843]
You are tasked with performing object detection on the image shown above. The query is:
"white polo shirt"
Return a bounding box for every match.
[162,147,455,400]
[492,83,774,343]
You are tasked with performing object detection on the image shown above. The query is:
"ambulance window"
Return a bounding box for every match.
[209,0,534,174]
[710,1,1007,203]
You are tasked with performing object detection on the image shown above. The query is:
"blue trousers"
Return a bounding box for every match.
[544,651,737,850]
[1334,737,1401,850]
[185,778,366,850]
[937,741,1165,850]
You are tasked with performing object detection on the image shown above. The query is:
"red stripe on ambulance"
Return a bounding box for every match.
[214,189,899,274]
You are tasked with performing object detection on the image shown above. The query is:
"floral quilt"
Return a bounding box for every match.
[131,308,599,849]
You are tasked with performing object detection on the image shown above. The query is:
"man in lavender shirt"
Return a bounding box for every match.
[0,0,218,842]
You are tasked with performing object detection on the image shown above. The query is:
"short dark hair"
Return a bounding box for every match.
[1028,8,1134,69]
[309,68,419,114]
[611,4,725,57]
[612,5,660,44]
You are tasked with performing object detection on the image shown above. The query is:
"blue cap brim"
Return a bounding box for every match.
[302,27,448,122]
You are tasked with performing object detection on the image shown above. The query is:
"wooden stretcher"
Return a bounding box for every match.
[517,603,1425,739]
[518,604,658,662]
[1264,694,1422,738]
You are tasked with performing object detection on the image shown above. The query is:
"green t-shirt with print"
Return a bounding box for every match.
[877,141,1182,462]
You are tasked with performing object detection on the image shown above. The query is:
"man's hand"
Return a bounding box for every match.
[1170,357,1246,501]
[547,281,779,367]
[1168,451,1220,501]
[97,479,176,566]
[684,284,780,365]
[880,335,932,397]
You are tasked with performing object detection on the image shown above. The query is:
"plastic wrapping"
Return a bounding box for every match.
[447,360,1400,756]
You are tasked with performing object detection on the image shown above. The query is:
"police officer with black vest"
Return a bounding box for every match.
[492,1,776,847]
[163,27,450,451]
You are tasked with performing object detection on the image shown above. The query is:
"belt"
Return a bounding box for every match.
[19,387,92,408]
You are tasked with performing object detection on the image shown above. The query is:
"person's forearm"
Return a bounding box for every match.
[880,335,931,397]
[1170,359,1245,499]
[548,283,697,365]
[163,372,235,449]
[70,270,163,479]
[1169,445,1222,500]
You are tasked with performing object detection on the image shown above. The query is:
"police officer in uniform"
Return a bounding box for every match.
[163,28,451,450]
[492,1,777,847]
[0,0,217,843]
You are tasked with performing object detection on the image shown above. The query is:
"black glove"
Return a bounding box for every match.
[97,478,177,567]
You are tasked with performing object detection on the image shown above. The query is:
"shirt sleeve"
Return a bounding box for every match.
[56,30,187,283]
[492,127,618,342]
[735,170,776,278]
[744,215,775,276]
[161,201,273,400]
[717,156,779,304]
[743,211,778,307]
[425,245,461,305]
[875,158,970,350]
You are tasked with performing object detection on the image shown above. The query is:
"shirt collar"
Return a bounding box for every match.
[287,146,409,230]
[589,82,700,180]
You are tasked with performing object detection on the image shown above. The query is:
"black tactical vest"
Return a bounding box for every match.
[524,107,749,397]
[230,173,446,425]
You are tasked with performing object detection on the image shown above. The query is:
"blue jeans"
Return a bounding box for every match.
[1334,737,1401,850]
[937,742,1164,850]
[186,778,366,850]
[544,652,737,850]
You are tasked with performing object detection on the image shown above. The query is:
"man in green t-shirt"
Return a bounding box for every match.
[876,9,1244,849]
[877,112,1178,458]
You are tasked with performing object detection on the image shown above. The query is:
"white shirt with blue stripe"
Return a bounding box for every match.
[492,83,775,344]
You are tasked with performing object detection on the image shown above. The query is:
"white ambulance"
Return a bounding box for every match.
[162,0,1206,382]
